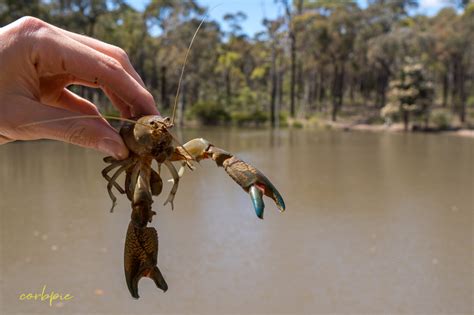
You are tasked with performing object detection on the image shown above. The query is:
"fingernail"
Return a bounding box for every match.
[98,138,128,160]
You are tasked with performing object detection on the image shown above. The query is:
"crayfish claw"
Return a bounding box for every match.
[256,176,286,214]
[178,164,186,177]
[222,157,286,216]
[249,185,265,219]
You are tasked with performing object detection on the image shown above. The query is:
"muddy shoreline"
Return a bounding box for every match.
[327,122,474,138]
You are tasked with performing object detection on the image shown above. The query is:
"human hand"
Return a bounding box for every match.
[0,16,159,159]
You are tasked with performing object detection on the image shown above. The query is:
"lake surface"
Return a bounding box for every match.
[1,128,472,314]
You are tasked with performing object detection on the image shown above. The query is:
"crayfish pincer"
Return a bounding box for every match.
[101,115,285,299]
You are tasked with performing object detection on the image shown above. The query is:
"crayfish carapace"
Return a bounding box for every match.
[102,115,286,298]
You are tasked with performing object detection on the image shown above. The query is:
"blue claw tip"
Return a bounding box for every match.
[264,180,285,212]
[250,185,264,219]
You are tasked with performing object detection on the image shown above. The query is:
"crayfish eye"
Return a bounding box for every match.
[163,117,173,128]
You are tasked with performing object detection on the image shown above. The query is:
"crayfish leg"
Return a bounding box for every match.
[150,168,163,196]
[163,160,179,210]
[105,160,134,212]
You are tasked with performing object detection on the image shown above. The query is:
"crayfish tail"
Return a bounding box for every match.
[124,221,166,299]
[125,266,168,299]
[125,269,140,299]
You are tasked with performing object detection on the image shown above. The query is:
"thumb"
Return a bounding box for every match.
[12,98,129,159]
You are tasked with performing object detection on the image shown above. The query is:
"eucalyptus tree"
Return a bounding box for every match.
[383,59,434,130]
[277,0,304,118]
[263,17,285,126]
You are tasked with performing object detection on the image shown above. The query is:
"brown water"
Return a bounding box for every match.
[0,128,472,314]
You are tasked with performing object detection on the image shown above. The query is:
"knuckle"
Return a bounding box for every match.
[103,55,124,73]
[112,46,129,63]
[64,120,96,148]
[133,90,155,114]
[145,91,155,104]
[15,16,48,36]
[126,87,154,113]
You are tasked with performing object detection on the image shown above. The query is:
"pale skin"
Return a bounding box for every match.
[0,16,159,159]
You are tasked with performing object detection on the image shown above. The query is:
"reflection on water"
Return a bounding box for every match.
[1,128,472,314]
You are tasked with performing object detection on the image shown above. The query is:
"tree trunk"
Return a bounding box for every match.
[160,66,168,109]
[270,46,277,128]
[289,31,296,118]
[87,16,96,37]
[277,67,283,115]
[451,56,459,113]
[338,62,346,111]
[149,57,157,89]
[459,63,466,123]
[285,0,303,118]
[276,62,282,127]
[310,71,317,111]
[295,0,304,115]
[225,70,231,106]
[349,77,355,106]
[403,110,409,131]
[376,63,391,108]
[442,70,449,107]
[331,62,345,122]
[318,70,325,111]
[331,64,339,122]
[178,82,186,127]
[377,74,388,108]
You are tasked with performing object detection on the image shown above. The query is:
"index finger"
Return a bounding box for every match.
[50,25,146,88]
[33,29,159,117]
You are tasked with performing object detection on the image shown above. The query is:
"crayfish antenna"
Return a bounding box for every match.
[170,4,223,125]
[18,115,149,129]
[171,16,207,125]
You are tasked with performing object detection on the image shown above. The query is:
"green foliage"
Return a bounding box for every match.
[233,86,258,108]
[250,66,267,80]
[467,96,474,108]
[278,112,289,127]
[381,103,400,120]
[231,110,268,126]
[291,121,304,128]
[366,116,385,125]
[187,101,230,125]
[382,59,434,128]
[430,109,453,130]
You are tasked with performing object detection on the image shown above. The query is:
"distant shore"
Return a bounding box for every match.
[326,121,474,138]
[106,116,474,138]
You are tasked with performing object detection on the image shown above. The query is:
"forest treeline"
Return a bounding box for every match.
[1,0,473,129]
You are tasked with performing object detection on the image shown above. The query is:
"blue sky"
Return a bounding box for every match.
[126,0,454,36]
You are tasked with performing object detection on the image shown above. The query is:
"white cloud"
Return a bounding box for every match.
[419,0,447,9]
